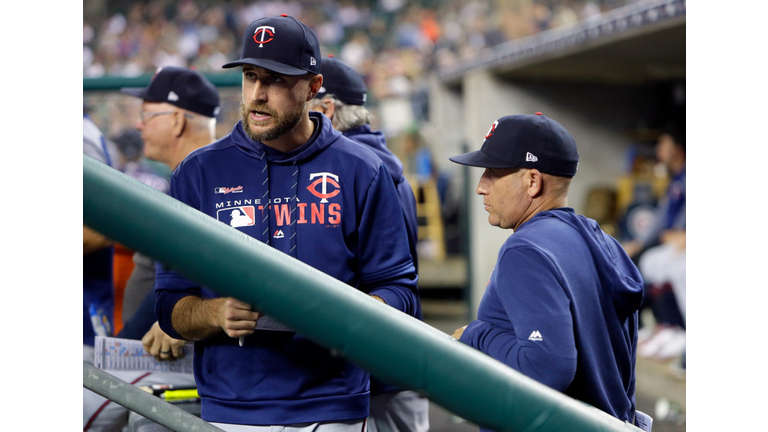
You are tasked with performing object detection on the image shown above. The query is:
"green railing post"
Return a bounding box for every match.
[83,362,222,432]
[83,155,641,432]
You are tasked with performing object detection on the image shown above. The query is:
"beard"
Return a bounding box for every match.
[241,99,306,142]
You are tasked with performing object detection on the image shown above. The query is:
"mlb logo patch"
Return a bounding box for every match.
[217,206,255,228]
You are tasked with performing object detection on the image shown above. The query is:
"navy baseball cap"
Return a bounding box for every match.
[450,113,579,177]
[314,56,367,105]
[223,15,321,76]
[121,66,221,118]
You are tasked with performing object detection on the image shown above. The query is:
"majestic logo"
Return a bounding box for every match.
[273,229,285,238]
[526,152,538,162]
[307,172,340,203]
[484,121,499,141]
[253,26,276,47]
[217,206,255,228]
[528,330,543,341]
[215,186,244,194]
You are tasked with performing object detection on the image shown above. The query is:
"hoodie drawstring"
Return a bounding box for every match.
[289,162,298,258]
[260,157,271,246]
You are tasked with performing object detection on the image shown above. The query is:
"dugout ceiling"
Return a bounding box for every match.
[438,0,685,86]
[494,18,685,85]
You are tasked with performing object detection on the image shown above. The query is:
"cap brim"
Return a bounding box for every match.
[222,58,309,76]
[120,87,154,101]
[449,150,518,169]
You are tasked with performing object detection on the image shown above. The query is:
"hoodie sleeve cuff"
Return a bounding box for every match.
[154,290,192,340]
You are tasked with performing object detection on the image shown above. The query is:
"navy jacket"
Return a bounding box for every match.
[460,208,643,424]
[155,112,419,425]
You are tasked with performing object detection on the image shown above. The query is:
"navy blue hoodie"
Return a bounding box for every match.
[155,112,419,425]
[460,208,643,425]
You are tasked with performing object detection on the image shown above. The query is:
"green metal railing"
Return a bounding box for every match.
[83,362,222,431]
[83,72,242,92]
[83,155,641,432]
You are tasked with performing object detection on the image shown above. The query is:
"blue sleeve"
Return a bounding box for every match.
[154,163,204,340]
[460,246,577,391]
[358,164,419,317]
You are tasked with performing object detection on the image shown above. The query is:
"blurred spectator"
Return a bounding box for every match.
[623,124,686,363]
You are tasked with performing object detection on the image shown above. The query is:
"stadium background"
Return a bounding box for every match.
[79,0,688,430]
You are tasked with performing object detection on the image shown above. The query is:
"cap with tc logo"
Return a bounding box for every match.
[222,15,321,76]
[449,113,579,178]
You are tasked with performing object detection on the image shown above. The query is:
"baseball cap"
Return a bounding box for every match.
[314,56,367,105]
[121,66,221,118]
[450,113,579,177]
[222,15,321,76]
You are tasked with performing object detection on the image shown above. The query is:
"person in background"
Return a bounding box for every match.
[623,124,686,362]
[84,66,221,432]
[83,109,119,359]
[309,55,427,432]
[450,113,649,430]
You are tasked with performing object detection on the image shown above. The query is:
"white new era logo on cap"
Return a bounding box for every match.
[526,152,538,162]
[168,91,179,101]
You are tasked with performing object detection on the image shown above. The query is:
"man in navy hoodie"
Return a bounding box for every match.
[154,15,419,431]
[309,56,428,432]
[449,114,646,429]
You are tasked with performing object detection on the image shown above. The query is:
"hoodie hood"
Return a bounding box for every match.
[231,111,343,164]
[543,209,644,318]
[343,125,405,183]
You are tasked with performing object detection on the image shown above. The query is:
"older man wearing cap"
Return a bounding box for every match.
[309,56,427,432]
[153,15,419,431]
[84,66,220,432]
[121,66,221,171]
[449,114,648,430]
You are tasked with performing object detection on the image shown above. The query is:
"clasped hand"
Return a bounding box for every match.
[219,297,261,339]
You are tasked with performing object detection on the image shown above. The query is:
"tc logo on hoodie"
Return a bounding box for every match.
[307,172,340,203]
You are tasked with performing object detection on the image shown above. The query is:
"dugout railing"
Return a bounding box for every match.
[83,155,643,432]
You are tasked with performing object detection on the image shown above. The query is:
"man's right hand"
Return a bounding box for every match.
[171,296,261,341]
[218,297,261,339]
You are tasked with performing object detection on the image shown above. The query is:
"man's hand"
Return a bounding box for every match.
[452,325,468,340]
[142,321,187,361]
[218,297,261,339]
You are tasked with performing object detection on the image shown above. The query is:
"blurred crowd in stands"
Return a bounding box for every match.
[84,0,637,105]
